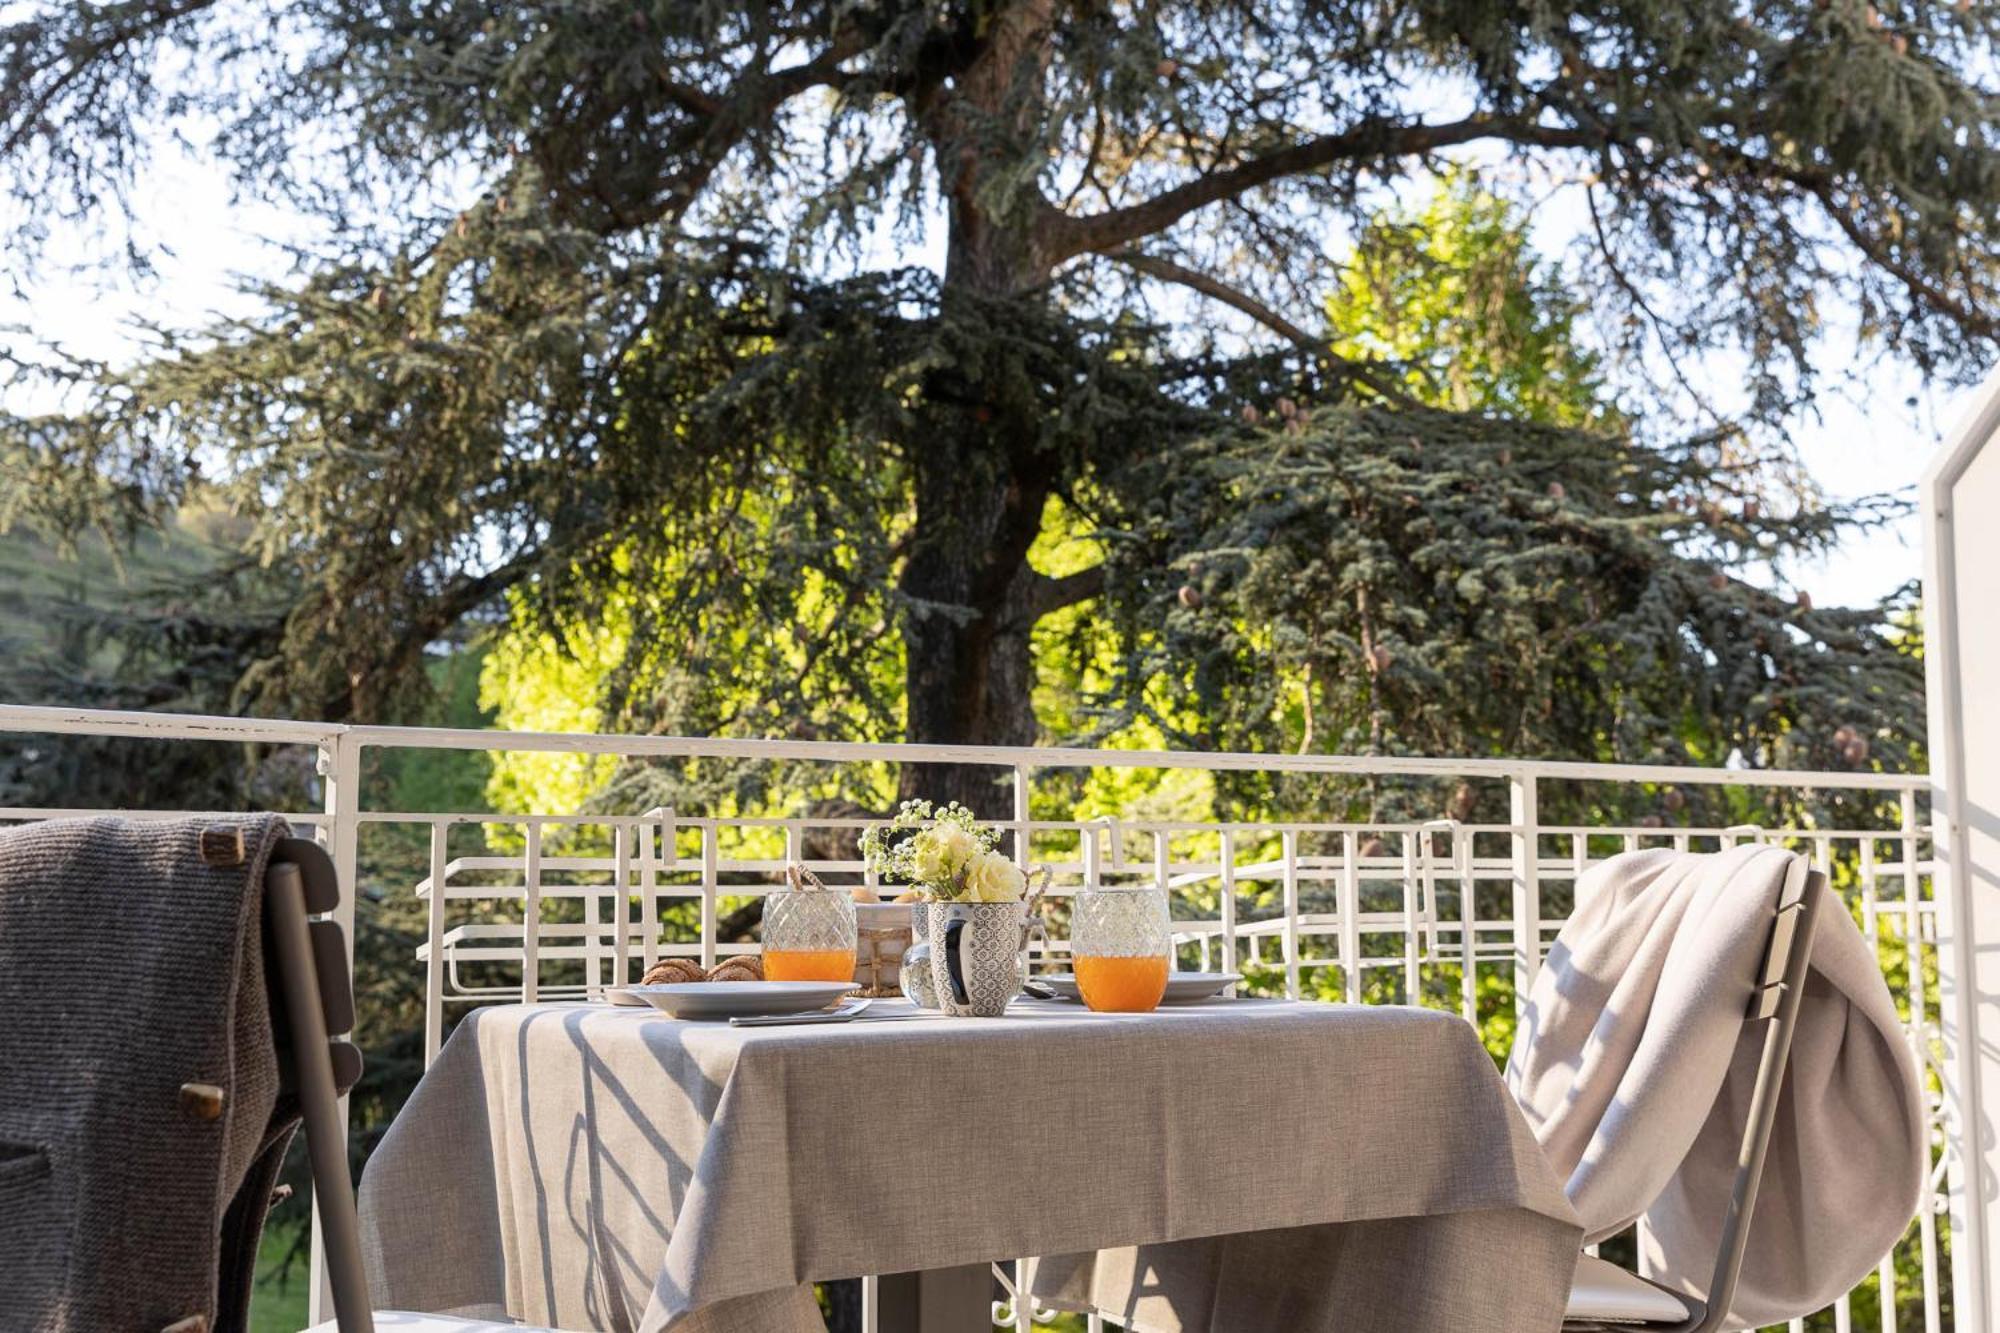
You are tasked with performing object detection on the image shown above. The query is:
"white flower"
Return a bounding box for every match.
[911,822,978,886]
[962,849,1026,903]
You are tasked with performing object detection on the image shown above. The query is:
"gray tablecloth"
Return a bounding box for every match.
[357,997,1580,1332]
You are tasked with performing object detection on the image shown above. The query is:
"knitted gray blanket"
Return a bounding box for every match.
[0,814,295,1333]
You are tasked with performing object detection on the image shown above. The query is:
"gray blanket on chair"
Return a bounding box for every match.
[0,814,296,1333]
[1506,844,1926,1326]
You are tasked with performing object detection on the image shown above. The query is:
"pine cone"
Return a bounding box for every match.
[640,958,705,985]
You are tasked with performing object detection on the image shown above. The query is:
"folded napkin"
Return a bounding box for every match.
[1506,845,1925,1325]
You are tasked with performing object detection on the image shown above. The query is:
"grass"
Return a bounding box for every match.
[249,1218,312,1333]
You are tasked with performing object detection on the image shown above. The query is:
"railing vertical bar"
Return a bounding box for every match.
[1510,773,1541,1012]
[1281,829,1301,1001]
[1880,1254,1898,1333]
[1901,789,1942,1333]
[1862,836,1880,945]
[1457,828,1476,1024]
[642,809,666,971]
[523,820,543,1005]
[1904,794,1928,1035]
[701,822,719,969]
[1418,822,1443,966]
[1339,832,1360,1005]
[612,822,632,991]
[1013,764,1031,867]
[423,818,449,1066]
[1220,829,1238,987]
[584,840,605,1001]
[1836,1292,1853,1332]
[1400,833,1420,1006]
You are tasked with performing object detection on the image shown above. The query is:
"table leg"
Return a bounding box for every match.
[872,1262,992,1333]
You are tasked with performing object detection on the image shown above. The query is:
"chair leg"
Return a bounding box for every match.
[268,862,375,1333]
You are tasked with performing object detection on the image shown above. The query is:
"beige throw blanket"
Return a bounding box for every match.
[1506,845,1925,1326]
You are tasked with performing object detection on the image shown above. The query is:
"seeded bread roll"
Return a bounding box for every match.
[640,958,705,985]
[706,956,764,982]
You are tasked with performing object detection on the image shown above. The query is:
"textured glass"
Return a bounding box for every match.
[765,889,857,950]
[763,889,856,982]
[1072,886,1172,958]
[1071,886,1172,1012]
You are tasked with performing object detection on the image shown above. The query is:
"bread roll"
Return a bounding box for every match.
[640,958,705,985]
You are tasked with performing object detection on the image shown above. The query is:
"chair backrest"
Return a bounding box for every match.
[1677,856,1826,1333]
[263,836,374,1333]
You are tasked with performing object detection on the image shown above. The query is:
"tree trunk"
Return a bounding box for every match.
[897,424,1052,818]
[891,1,1064,818]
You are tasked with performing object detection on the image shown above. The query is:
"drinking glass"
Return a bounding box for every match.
[763,888,857,982]
[1071,886,1172,1012]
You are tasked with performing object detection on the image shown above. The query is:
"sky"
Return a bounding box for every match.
[1,128,1986,615]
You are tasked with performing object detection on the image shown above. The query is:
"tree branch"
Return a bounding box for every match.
[1096,249,1418,403]
[0,0,216,156]
[1019,565,1104,624]
[1680,143,1995,340]
[1101,248,1320,347]
[332,550,542,718]
[1044,115,1597,262]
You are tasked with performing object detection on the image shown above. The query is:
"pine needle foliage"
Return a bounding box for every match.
[0,0,1986,817]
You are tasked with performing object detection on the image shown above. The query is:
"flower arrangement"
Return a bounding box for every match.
[857,799,1028,903]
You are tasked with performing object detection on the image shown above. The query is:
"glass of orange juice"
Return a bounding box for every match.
[763,886,856,982]
[1072,886,1172,1013]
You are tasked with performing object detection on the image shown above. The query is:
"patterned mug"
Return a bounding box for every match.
[928,900,1026,1017]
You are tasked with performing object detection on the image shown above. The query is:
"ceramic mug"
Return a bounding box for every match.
[928,900,1025,1017]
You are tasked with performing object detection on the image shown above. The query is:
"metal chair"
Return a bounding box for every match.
[1558,856,1825,1331]
[271,837,577,1333]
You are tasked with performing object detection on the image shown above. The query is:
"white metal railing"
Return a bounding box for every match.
[0,703,1952,1332]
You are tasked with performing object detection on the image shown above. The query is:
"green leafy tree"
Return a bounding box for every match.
[1327,171,1620,430]
[0,1,1990,816]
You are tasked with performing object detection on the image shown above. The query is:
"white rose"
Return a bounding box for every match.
[911,823,978,886]
[963,850,1026,903]
[935,824,980,876]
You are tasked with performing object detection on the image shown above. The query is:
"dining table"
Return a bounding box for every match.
[354,994,1582,1332]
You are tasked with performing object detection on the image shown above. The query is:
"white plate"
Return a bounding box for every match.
[619,980,860,1020]
[1035,972,1241,1004]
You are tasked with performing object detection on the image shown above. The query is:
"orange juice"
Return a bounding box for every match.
[1075,955,1169,1013]
[763,947,856,983]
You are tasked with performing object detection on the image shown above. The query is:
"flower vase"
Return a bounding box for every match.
[900,902,941,1009]
[929,900,1025,1017]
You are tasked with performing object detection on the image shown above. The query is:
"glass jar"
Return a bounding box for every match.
[1071,886,1172,1012]
[763,886,857,982]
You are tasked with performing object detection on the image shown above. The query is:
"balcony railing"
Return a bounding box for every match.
[0,703,1952,1332]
